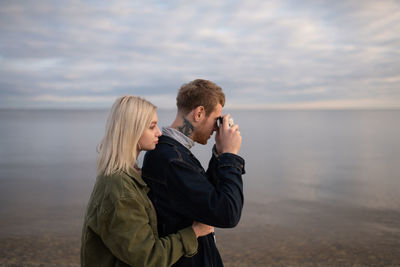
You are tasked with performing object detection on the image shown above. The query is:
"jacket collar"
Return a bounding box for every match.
[159,135,190,152]
[124,168,147,188]
[158,135,203,167]
[162,127,195,150]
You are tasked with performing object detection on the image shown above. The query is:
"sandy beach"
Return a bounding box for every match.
[1,210,400,266]
[1,176,399,266]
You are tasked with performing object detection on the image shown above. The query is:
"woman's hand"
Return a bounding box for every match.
[192,221,214,238]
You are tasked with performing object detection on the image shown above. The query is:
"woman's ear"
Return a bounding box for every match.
[193,106,205,122]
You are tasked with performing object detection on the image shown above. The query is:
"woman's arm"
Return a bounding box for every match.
[96,195,197,267]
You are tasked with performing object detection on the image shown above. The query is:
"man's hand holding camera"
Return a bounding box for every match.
[215,114,242,155]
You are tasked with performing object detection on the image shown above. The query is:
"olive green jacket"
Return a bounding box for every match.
[81,169,198,267]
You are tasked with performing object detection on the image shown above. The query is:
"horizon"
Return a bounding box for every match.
[1,106,399,112]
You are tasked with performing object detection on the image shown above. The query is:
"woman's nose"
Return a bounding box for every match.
[156,126,162,136]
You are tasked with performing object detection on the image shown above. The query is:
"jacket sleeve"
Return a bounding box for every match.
[166,152,245,228]
[97,195,198,267]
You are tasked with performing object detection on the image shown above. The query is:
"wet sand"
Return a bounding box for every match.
[218,201,400,266]
[1,177,400,266]
[1,209,400,266]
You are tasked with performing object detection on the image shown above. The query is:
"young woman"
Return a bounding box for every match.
[81,96,213,266]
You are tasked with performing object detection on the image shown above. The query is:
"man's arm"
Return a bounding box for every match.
[166,152,245,228]
[207,144,245,187]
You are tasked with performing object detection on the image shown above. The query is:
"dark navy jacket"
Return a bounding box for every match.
[142,135,245,267]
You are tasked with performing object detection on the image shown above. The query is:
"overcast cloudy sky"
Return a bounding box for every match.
[1,0,399,109]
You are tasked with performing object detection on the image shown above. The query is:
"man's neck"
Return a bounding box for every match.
[171,115,194,140]
[162,127,195,150]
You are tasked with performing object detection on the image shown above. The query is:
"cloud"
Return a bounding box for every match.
[0,0,399,109]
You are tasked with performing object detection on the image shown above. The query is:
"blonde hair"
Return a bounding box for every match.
[97,95,156,176]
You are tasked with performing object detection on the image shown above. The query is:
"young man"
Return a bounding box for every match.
[142,79,245,266]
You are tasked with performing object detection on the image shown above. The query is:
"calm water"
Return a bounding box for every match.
[0,109,399,266]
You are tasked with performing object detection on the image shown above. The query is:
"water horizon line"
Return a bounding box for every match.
[1,107,400,112]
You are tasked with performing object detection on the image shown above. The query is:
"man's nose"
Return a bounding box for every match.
[213,123,219,131]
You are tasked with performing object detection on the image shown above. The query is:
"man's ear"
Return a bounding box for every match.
[192,106,205,122]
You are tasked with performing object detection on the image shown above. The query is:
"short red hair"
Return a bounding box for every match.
[176,79,225,116]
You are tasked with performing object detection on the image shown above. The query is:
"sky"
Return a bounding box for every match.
[0,0,399,109]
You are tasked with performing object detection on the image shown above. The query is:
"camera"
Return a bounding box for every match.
[216,116,234,128]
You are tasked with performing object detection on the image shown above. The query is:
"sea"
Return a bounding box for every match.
[0,109,399,266]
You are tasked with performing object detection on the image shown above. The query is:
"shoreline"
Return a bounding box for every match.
[1,201,400,266]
